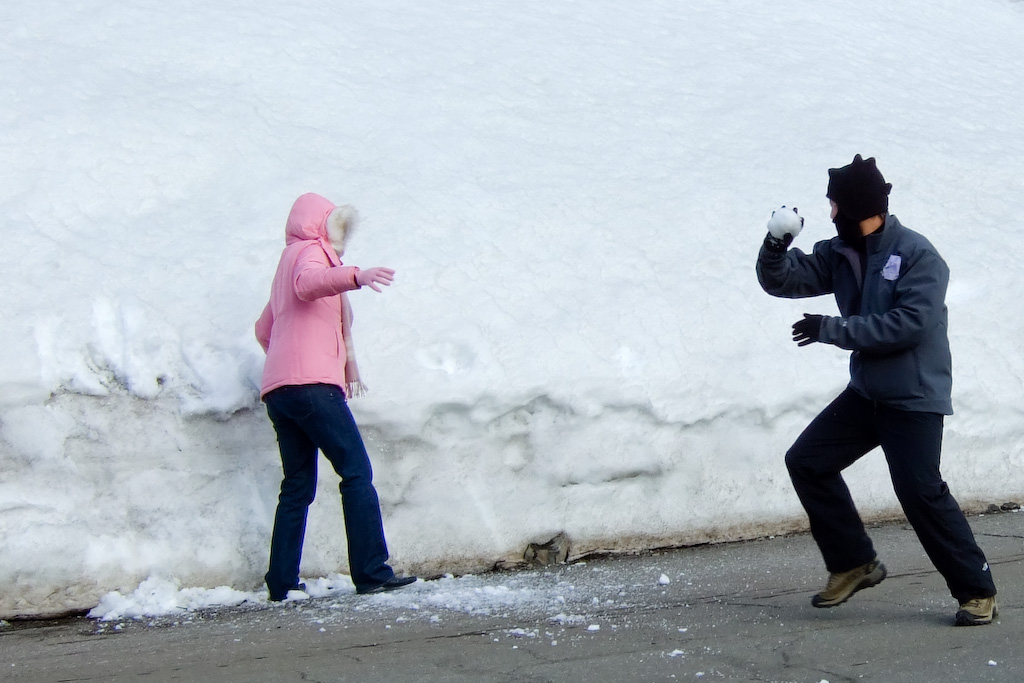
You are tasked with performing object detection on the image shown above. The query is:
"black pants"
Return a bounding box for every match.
[785,387,996,602]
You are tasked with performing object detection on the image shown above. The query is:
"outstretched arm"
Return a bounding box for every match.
[292,243,396,300]
[292,243,361,301]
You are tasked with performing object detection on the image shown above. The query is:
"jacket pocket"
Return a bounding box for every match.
[859,349,924,402]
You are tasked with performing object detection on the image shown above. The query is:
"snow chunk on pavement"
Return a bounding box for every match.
[88,576,256,622]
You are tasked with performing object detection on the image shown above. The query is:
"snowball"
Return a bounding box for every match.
[767,206,803,238]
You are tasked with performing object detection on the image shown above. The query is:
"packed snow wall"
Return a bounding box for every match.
[3,375,1022,618]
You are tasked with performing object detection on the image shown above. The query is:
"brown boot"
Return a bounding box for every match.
[811,558,887,608]
[955,596,998,626]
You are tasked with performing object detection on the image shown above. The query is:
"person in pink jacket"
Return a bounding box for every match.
[255,192,415,600]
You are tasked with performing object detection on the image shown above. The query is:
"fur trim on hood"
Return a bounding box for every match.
[326,205,360,256]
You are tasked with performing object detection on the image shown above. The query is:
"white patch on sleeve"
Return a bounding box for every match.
[882,254,902,281]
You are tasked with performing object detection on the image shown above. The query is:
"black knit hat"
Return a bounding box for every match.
[826,154,892,221]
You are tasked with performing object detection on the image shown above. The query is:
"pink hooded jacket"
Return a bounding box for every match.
[255,193,360,398]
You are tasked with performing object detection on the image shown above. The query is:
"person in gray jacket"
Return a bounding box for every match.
[756,154,998,626]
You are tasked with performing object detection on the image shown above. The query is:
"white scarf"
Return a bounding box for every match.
[327,205,368,398]
[341,291,367,398]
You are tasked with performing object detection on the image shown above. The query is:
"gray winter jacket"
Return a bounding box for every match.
[756,214,953,415]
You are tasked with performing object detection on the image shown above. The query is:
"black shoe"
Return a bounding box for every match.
[268,582,307,602]
[357,576,417,595]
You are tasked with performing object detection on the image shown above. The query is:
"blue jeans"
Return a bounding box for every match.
[263,383,395,598]
[785,387,996,602]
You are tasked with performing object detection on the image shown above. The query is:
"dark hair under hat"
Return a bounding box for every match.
[826,154,892,221]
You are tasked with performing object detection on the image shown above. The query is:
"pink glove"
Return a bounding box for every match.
[356,267,395,292]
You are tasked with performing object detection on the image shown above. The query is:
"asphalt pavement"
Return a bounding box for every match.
[1,510,1021,683]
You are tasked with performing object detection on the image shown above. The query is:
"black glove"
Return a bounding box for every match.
[763,231,794,253]
[792,314,825,346]
[764,206,803,252]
